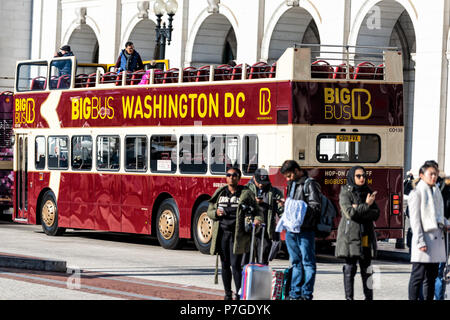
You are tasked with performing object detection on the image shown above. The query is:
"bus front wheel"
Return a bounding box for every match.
[40,191,65,236]
[156,199,182,250]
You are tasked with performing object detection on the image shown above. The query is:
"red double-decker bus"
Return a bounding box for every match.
[11,46,404,253]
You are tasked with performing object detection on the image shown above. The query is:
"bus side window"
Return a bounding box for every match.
[125,136,147,172]
[48,136,69,170]
[71,136,92,171]
[150,135,177,173]
[179,135,207,174]
[97,136,120,171]
[35,136,46,170]
[243,135,258,175]
[210,135,240,174]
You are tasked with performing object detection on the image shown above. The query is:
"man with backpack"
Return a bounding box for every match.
[278,160,322,300]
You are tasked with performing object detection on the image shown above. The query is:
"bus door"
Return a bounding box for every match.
[15,134,28,221]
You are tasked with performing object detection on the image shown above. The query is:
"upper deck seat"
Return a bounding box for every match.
[101,72,117,85]
[269,62,276,78]
[196,65,211,82]
[57,75,70,89]
[353,61,376,80]
[130,70,146,85]
[311,60,333,79]
[214,64,232,81]
[75,74,88,88]
[249,62,270,79]
[183,67,197,82]
[163,68,179,84]
[231,64,250,80]
[86,72,97,87]
[154,69,164,84]
[30,76,46,90]
[115,71,133,86]
[333,63,354,79]
[374,63,384,80]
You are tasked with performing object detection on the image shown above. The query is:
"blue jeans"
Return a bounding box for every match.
[285,231,316,299]
[434,262,446,300]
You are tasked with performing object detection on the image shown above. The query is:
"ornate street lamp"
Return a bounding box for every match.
[154,0,178,60]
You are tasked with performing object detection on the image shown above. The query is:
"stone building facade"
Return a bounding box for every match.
[3,0,450,175]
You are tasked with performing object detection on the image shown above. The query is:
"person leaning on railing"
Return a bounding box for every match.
[115,41,144,73]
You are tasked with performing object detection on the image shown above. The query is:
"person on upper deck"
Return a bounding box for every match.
[53,45,74,76]
[115,41,144,73]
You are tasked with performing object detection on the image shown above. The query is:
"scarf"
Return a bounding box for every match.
[346,166,372,204]
[415,179,445,232]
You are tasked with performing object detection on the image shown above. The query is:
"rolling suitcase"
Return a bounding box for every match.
[240,223,273,300]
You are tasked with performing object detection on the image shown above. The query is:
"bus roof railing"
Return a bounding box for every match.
[15,46,403,93]
[293,43,401,80]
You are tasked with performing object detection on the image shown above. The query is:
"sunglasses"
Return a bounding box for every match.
[226,173,239,178]
[355,174,367,179]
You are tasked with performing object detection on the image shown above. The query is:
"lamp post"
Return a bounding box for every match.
[154,0,178,60]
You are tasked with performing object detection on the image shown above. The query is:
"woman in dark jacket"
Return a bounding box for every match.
[335,166,380,300]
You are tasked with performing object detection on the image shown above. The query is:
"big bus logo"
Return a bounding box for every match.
[15,98,35,125]
[324,88,373,120]
[259,88,271,116]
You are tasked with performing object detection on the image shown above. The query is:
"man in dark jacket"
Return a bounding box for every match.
[245,168,284,265]
[53,45,74,76]
[279,160,322,300]
[115,41,144,73]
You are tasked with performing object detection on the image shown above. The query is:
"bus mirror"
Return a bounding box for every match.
[10,135,15,146]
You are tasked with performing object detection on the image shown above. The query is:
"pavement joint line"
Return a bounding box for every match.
[0,270,164,300]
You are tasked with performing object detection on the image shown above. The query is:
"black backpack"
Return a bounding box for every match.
[303,178,337,238]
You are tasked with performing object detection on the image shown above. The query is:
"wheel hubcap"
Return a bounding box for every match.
[42,200,56,227]
[197,212,212,244]
[159,209,175,240]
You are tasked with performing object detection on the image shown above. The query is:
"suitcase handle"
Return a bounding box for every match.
[249,223,266,264]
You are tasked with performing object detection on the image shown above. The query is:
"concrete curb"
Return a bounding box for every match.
[0,253,67,272]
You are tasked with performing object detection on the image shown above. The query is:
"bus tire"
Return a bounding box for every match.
[192,201,212,254]
[156,198,182,250]
[40,191,65,236]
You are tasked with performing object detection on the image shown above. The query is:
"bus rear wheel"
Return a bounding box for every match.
[156,199,182,250]
[193,201,212,254]
[40,191,65,236]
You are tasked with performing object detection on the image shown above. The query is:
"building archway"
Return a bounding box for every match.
[190,13,237,67]
[354,1,416,172]
[127,19,157,62]
[67,24,99,63]
[267,7,320,64]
